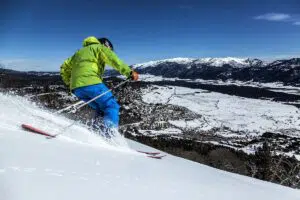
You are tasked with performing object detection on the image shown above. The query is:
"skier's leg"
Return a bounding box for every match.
[94,95,120,138]
[74,83,120,137]
[101,97,120,128]
[73,86,103,129]
[92,84,120,128]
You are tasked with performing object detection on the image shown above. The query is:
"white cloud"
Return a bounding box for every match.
[254,13,291,21]
[254,13,300,26]
[293,21,300,25]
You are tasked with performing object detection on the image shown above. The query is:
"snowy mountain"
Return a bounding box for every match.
[132,57,300,86]
[1,93,300,200]
[134,57,267,69]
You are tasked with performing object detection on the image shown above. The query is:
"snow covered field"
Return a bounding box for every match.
[139,74,300,96]
[142,85,300,138]
[1,94,300,200]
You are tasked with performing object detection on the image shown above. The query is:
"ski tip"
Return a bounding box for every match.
[137,150,161,156]
[21,123,55,138]
[147,155,167,159]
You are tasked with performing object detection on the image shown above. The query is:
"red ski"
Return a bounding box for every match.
[21,124,55,138]
[137,150,161,156]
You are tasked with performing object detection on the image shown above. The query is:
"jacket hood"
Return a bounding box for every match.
[82,36,100,47]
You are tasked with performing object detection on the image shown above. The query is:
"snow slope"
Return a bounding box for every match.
[1,93,300,200]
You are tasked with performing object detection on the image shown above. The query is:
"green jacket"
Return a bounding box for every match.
[60,36,132,90]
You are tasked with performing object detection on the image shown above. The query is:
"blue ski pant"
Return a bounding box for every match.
[73,83,120,128]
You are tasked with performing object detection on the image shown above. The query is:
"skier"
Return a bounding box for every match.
[60,36,139,137]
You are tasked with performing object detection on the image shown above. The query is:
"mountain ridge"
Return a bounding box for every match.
[132,57,300,86]
[133,57,269,69]
[1,57,299,87]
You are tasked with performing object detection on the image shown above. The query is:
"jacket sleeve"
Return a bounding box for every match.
[98,46,132,78]
[60,57,72,87]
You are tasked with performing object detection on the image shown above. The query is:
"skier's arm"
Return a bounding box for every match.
[99,46,132,79]
[60,57,72,87]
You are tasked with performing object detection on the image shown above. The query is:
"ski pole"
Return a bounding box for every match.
[54,100,84,114]
[55,79,130,114]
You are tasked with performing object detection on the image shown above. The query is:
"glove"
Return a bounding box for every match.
[130,70,139,81]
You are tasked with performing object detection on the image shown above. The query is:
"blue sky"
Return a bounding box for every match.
[1,0,300,71]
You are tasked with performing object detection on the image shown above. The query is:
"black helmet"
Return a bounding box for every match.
[98,38,114,51]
